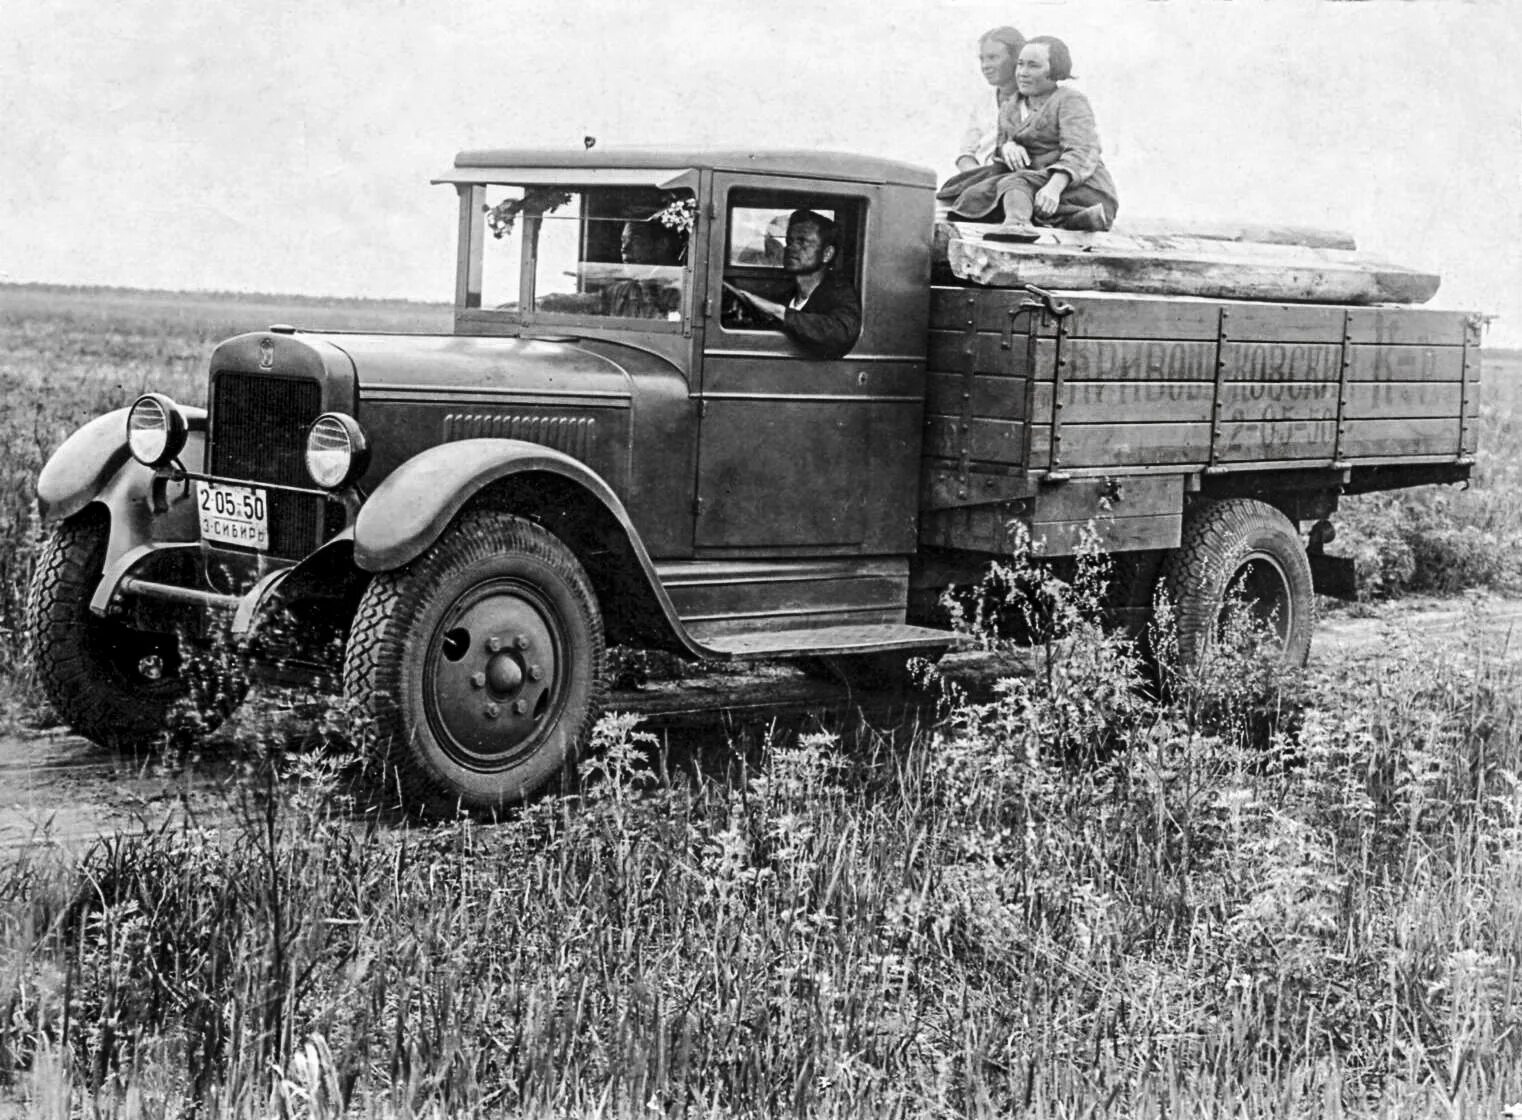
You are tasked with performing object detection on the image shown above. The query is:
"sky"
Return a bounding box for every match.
[4,0,1520,344]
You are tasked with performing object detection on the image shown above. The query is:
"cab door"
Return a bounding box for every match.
[693,174,924,554]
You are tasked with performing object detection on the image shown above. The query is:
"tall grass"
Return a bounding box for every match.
[0,563,1520,1116]
[1334,351,1522,597]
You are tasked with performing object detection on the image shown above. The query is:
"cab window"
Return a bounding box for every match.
[479,185,695,324]
[720,190,864,332]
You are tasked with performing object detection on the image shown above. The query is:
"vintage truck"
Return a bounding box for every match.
[28,148,1483,814]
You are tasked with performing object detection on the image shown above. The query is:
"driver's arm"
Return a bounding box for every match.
[781,280,861,359]
[724,282,784,321]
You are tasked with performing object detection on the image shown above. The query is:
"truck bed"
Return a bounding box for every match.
[919,285,1481,557]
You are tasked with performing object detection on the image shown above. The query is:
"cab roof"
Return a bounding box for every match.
[439,147,936,189]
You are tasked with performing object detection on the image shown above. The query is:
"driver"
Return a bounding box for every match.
[724,209,861,359]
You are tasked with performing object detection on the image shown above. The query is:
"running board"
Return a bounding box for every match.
[696,623,961,660]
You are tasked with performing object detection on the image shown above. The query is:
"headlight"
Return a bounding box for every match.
[305,412,369,490]
[126,393,189,467]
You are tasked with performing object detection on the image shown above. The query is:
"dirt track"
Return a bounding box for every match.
[4,594,1520,851]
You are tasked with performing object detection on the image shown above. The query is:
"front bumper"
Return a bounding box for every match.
[91,537,301,636]
[91,534,360,690]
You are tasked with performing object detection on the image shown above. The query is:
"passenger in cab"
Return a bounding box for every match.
[952,26,1027,176]
[602,217,684,319]
[724,209,861,359]
[939,35,1118,232]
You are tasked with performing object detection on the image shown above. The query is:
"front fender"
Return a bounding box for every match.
[355,438,634,573]
[38,406,208,523]
[354,439,710,657]
[39,408,208,574]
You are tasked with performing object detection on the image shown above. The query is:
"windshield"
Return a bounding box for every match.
[480,185,695,324]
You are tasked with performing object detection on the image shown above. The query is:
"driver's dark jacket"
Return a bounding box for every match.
[781,271,862,359]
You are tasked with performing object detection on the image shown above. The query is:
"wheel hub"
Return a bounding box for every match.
[485,653,524,693]
[427,580,561,766]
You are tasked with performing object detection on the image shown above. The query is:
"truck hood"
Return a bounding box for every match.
[309,332,647,403]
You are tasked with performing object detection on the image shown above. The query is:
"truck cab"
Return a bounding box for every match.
[439,148,935,571]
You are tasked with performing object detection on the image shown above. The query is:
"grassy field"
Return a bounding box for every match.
[1,284,1520,1115]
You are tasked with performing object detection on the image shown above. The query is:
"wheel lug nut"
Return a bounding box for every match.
[484,703,500,719]
[528,664,542,681]
[513,699,528,715]
[470,672,486,689]
[486,636,502,652]
[514,635,529,650]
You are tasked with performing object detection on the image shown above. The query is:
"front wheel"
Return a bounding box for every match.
[343,510,607,817]
[1159,498,1315,667]
[26,510,192,749]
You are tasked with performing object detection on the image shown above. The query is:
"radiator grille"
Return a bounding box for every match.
[208,373,337,558]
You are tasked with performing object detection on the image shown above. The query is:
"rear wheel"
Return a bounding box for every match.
[343,510,606,816]
[27,511,192,749]
[1160,498,1315,666]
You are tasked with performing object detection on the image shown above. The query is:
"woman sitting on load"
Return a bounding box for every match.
[939,35,1118,233]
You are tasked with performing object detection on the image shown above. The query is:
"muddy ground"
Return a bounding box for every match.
[3,595,1520,851]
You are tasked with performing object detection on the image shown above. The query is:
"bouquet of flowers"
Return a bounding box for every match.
[483,188,573,239]
[652,196,697,237]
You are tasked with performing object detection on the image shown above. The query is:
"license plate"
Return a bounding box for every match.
[198,482,269,550]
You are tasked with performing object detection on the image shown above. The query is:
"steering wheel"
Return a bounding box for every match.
[721,285,765,328]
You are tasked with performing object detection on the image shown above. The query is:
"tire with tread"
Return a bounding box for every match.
[1160,498,1315,666]
[27,511,189,749]
[343,510,606,817]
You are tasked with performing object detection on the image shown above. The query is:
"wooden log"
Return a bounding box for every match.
[932,203,1358,250]
[1109,215,1357,251]
[938,225,1441,305]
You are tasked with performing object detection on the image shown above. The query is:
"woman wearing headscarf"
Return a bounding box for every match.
[951,26,1026,175]
[939,35,1119,232]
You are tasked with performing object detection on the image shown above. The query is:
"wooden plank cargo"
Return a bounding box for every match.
[931,216,1442,305]
[919,285,1483,559]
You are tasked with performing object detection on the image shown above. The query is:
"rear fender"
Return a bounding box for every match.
[38,408,208,572]
[354,439,701,654]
